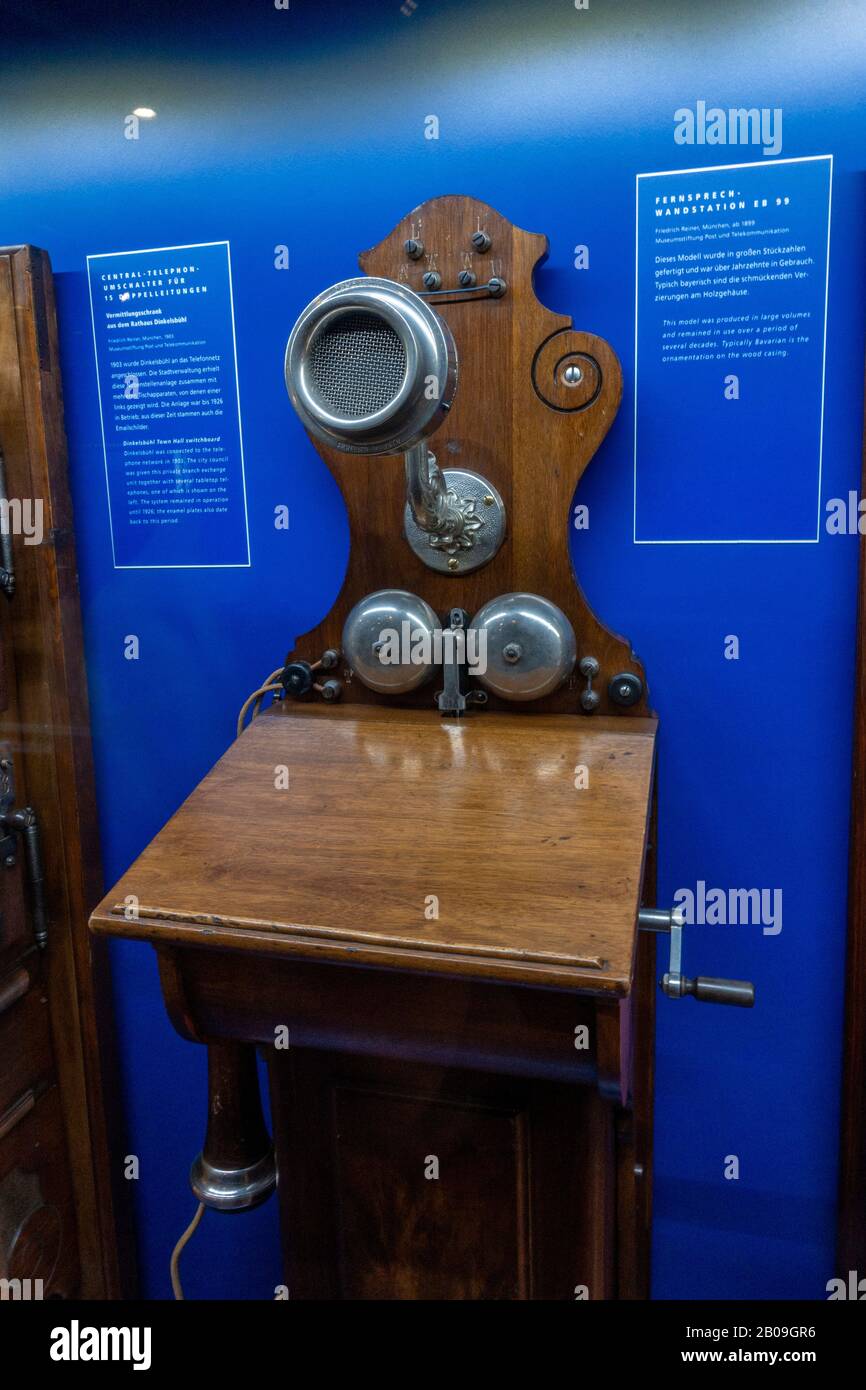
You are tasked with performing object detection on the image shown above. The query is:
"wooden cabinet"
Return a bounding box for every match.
[0,244,129,1298]
[92,704,657,1299]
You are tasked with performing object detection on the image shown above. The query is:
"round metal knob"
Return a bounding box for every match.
[609,672,643,708]
[404,238,424,260]
[471,230,491,252]
[281,661,314,698]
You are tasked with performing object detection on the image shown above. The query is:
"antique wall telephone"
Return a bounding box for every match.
[276,260,637,714]
[93,196,754,1300]
[280,272,591,714]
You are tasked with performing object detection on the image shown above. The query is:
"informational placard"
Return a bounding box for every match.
[634,155,832,543]
[87,241,250,568]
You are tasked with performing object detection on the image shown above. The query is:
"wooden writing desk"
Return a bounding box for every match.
[91,703,657,1299]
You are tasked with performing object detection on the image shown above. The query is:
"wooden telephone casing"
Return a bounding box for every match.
[288,194,647,715]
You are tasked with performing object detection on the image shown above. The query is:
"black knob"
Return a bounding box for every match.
[457,269,476,287]
[281,661,314,698]
[608,672,643,708]
[404,238,424,260]
[320,678,343,702]
[422,271,441,291]
[471,230,491,252]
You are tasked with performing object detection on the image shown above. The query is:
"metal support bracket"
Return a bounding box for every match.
[435,608,488,717]
[403,445,506,575]
[417,277,507,304]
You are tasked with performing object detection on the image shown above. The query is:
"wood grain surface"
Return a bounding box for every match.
[91,703,656,993]
[284,194,648,718]
[0,244,132,1297]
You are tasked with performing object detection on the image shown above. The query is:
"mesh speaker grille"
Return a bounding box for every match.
[308,311,407,418]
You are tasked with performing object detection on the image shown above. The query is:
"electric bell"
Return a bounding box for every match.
[468,594,577,701]
[342,589,439,695]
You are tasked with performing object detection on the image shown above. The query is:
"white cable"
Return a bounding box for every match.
[169,1200,205,1300]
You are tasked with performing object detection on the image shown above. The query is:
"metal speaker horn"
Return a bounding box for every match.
[285,277,457,456]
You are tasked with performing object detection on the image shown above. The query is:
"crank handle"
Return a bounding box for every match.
[661,972,755,1008]
[638,907,755,1008]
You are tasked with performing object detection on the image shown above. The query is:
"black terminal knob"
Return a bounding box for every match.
[471,230,491,252]
[608,672,643,708]
[404,238,424,260]
[281,661,314,698]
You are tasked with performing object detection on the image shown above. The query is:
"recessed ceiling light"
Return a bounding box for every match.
[133,107,157,119]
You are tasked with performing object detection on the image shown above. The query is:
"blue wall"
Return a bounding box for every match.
[2,0,862,1298]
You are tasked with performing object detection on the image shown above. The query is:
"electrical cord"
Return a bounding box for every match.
[236,667,285,738]
[169,1200,205,1300]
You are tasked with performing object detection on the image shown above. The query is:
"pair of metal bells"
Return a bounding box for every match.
[343,589,577,702]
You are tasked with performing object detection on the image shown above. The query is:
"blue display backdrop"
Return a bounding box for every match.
[2,0,864,1301]
[87,241,250,568]
[635,157,832,542]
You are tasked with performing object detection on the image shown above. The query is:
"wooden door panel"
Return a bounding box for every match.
[0,745,35,976]
[0,961,52,1120]
[332,1084,528,1300]
[271,1048,614,1301]
[0,1085,79,1298]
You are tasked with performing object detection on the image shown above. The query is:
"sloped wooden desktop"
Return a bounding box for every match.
[90,196,658,1299]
